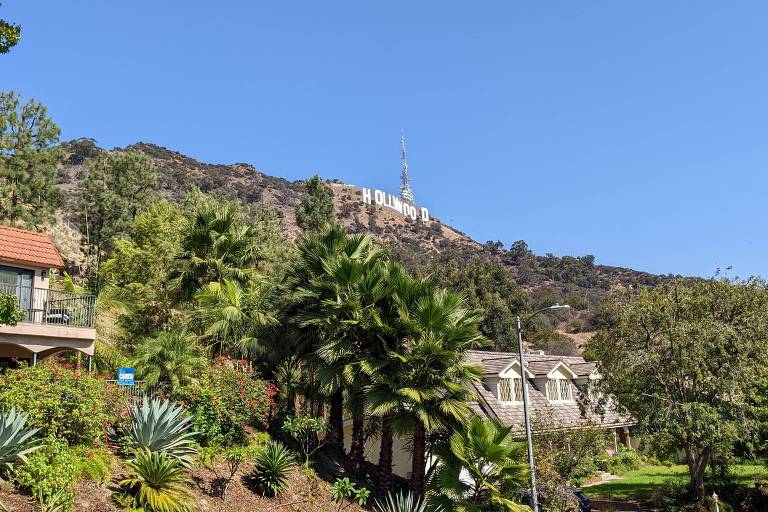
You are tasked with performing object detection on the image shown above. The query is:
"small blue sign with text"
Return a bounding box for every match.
[117,367,135,386]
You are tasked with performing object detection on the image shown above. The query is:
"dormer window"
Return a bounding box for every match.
[546,378,573,402]
[498,377,523,402]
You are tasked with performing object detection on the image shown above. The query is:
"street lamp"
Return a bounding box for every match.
[516,304,571,512]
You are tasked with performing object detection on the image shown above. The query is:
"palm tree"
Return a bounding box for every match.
[282,224,387,456]
[194,278,277,358]
[296,242,392,474]
[133,330,206,389]
[428,417,529,512]
[368,286,487,497]
[173,197,261,301]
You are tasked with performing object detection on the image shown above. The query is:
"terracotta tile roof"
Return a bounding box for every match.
[0,225,65,269]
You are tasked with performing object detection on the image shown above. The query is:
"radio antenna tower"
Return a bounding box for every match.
[399,130,414,204]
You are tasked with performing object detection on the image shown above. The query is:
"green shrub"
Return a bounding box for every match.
[596,447,642,475]
[0,363,127,446]
[251,441,295,497]
[119,448,192,512]
[127,397,198,466]
[14,437,79,511]
[72,446,114,484]
[171,358,275,446]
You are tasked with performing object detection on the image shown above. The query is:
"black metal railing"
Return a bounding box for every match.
[0,284,96,328]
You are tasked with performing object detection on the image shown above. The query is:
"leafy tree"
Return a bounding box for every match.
[429,417,529,512]
[412,252,528,351]
[295,174,335,233]
[0,5,20,54]
[0,292,24,326]
[82,150,158,258]
[586,278,768,501]
[133,331,206,389]
[0,92,62,226]
[99,200,185,341]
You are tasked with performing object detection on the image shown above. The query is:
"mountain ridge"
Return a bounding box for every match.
[55,139,677,309]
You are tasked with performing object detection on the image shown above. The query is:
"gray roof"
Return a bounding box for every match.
[465,350,633,432]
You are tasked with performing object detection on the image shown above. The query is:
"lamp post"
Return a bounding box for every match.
[516,304,571,512]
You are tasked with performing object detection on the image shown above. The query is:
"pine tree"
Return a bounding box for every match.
[0,92,63,227]
[295,175,335,233]
[82,150,158,257]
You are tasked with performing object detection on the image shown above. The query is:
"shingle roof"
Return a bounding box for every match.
[0,225,65,269]
[466,350,633,432]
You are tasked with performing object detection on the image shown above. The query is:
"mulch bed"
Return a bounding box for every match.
[0,460,370,512]
[189,462,367,512]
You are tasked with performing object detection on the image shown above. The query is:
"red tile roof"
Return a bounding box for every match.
[0,225,65,269]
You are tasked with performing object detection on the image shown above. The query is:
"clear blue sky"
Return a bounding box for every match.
[3,2,766,278]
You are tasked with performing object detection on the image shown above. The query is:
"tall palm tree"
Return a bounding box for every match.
[173,198,261,301]
[368,286,487,497]
[429,417,530,512]
[297,245,393,474]
[281,224,387,456]
[133,330,206,390]
[194,278,277,358]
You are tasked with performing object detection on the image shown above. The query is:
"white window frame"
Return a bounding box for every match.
[498,377,523,402]
[546,378,573,402]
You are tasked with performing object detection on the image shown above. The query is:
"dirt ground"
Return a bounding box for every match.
[0,461,369,512]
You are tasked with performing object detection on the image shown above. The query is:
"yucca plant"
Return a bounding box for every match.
[251,441,295,497]
[128,397,197,466]
[374,491,436,512]
[0,407,41,475]
[119,448,192,512]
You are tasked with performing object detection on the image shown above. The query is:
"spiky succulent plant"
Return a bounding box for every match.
[120,448,192,512]
[128,397,197,466]
[0,407,41,474]
[374,491,436,512]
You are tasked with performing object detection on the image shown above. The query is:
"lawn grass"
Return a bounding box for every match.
[584,464,767,502]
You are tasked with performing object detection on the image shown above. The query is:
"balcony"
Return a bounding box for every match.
[0,284,96,329]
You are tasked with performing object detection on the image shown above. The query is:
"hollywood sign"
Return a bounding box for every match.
[362,188,430,222]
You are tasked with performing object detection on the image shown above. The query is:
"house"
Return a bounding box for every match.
[345,349,634,479]
[0,225,96,368]
[465,349,635,447]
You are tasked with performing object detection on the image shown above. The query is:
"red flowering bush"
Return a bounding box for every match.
[0,362,128,446]
[170,357,275,446]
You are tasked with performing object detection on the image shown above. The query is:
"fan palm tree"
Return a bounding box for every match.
[368,286,487,497]
[296,245,393,474]
[282,224,387,455]
[428,417,529,512]
[194,278,277,358]
[133,330,206,389]
[172,198,261,301]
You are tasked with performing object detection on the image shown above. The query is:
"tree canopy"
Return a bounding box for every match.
[586,277,768,501]
[0,92,62,227]
[295,175,335,233]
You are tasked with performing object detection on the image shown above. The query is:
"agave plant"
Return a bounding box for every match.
[0,407,41,475]
[128,397,197,466]
[251,441,295,497]
[374,491,436,512]
[120,448,192,512]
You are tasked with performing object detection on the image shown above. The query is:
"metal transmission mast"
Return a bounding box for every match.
[399,130,414,204]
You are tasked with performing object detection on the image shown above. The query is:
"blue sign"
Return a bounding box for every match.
[117,367,135,386]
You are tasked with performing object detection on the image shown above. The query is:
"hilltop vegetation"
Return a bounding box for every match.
[50,138,676,351]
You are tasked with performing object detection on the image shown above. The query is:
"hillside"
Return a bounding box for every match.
[54,139,675,329]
